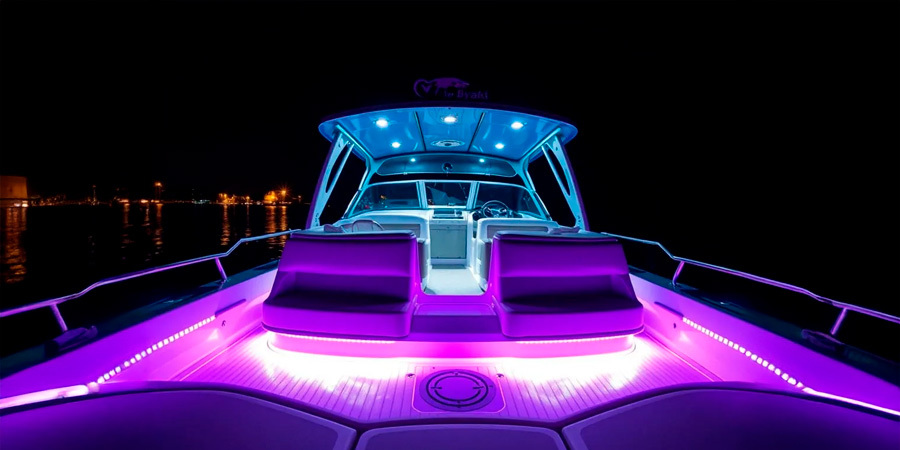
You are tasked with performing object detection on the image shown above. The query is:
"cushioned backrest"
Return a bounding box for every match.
[335,215,429,241]
[486,224,551,238]
[381,223,422,238]
[491,232,637,302]
[476,218,558,241]
[272,231,418,300]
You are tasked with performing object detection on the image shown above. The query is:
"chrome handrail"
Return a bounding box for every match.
[601,231,900,335]
[0,229,302,332]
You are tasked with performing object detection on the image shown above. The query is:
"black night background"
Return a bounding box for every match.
[1,0,898,353]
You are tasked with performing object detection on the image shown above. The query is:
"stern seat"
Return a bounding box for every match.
[262,230,420,338]
[489,231,643,338]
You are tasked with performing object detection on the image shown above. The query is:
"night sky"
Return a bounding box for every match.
[1,1,898,311]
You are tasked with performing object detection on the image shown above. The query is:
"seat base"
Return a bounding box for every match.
[266,299,637,358]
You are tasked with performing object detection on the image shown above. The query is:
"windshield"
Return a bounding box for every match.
[350,182,420,215]
[475,183,543,218]
[348,181,547,219]
[425,182,470,206]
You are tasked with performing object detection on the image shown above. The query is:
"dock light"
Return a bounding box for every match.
[375,118,389,128]
[494,143,505,150]
[479,158,485,163]
[409,158,416,162]
[391,141,401,148]
[442,115,458,124]
[511,121,524,130]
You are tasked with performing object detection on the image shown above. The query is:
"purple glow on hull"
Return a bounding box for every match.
[682,317,804,390]
[95,315,216,385]
[0,385,91,410]
[802,387,900,417]
[683,316,900,416]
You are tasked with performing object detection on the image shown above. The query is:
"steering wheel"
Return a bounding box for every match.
[481,200,512,218]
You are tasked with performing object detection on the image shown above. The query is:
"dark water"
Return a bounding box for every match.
[1,203,305,306]
[0,203,306,357]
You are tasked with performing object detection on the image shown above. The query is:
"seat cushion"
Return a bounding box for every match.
[263,230,418,338]
[496,293,644,338]
[490,232,643,338]
[264,290,413,337]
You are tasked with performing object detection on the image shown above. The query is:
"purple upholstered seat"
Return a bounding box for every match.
[262,230,420,338]
[489,231,643,338]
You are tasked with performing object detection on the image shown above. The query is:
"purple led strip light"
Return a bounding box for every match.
[682,317,803,389]
[94,315,216,385]
[274,333,631,346]
[683,317,900,417]
[274,333,396,345]
[515,335,633,345]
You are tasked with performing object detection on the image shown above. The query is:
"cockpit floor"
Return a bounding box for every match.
[176,328,716,424]
[424,266,484,296]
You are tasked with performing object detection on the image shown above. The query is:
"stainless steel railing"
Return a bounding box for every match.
[600,232,900,336]
[3,227,896,339]
[0,229,302,333]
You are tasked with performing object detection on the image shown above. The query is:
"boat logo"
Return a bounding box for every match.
[414,77,489,100]
[431,139,466,148]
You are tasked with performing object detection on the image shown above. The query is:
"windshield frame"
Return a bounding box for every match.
[345,180,550,220]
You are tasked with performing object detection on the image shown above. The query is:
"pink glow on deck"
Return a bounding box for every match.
[179,329,713,422]
[268,331,634,358]
[275,333,397,345]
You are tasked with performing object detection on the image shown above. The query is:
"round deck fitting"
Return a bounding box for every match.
[420,369,496,411]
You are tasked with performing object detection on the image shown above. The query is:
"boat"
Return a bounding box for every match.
[1,102,898,449]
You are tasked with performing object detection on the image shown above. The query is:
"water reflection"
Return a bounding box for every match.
[1,207,27,284]
[1,203,309,291]
[152,203,163,256]
[263,206,290,251]
[142,204,152,262]
[277,205,289,249]
[244,204,252,238]
[264,205,276,235]
[121,203,133,249]
[221,204,231,247]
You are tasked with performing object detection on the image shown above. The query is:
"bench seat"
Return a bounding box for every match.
[489,231,643,338]
[262,230,419,338]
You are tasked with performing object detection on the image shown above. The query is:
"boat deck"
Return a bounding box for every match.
[175,327,715,423]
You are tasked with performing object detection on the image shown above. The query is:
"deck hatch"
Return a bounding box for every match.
[420,369,497,411]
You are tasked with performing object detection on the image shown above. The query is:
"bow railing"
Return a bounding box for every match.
[0,229,302,333]
[601,232,900,336]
